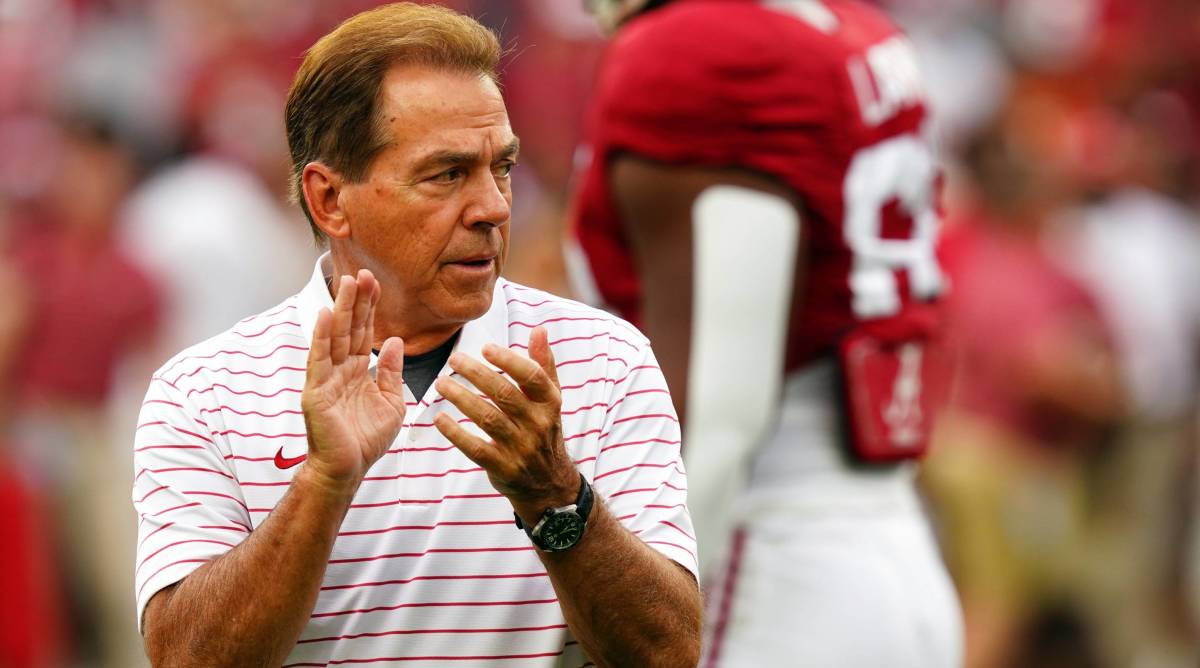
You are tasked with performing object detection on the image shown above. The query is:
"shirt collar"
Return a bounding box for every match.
[295,252,510,370]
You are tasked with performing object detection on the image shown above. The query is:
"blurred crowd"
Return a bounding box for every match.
[893,1,1200,666]
[0,0,1197,666]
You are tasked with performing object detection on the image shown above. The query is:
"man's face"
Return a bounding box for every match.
[338,64,517,331]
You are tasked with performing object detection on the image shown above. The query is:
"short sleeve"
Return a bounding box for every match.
[591,340,697,578]
[132,376,251,631]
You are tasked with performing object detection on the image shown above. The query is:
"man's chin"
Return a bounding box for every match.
[438,282,497,322]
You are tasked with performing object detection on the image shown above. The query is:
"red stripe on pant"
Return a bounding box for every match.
[704,527,748,668]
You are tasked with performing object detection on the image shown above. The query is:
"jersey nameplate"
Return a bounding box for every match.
[848,35,926,127]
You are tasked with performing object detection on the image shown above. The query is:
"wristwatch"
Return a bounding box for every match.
[514,473,594,552]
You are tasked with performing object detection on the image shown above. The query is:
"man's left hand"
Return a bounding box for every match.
[434,326,579,521]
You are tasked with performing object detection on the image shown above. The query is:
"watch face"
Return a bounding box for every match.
[539,512,584,551]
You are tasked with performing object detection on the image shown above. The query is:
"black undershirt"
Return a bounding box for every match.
[386,331,460,401]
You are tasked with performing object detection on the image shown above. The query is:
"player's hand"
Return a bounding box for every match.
[301,270,406,490]
[434,326,578,520]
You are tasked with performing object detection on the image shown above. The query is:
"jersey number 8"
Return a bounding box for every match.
[843,134,945,319]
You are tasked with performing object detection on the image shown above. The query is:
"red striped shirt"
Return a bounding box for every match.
[133,262,696,666]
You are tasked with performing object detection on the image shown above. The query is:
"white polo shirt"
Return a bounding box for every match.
[132,255,697,667]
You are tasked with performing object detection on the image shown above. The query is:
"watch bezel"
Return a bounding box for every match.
[532,505,586,552]
[515,473,594,552]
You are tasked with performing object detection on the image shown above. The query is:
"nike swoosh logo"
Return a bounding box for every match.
[273,447,307,469]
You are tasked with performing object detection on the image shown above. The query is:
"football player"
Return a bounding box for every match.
[572,1,963,665]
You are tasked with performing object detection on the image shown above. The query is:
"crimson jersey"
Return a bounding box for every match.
[573,0,945,372]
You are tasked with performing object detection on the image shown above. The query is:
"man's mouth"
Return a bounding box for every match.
[446,254,497,272]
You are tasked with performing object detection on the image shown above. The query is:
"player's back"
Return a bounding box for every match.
[575,0,944,372]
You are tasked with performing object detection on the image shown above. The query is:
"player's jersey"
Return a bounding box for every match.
[573,0,945,372]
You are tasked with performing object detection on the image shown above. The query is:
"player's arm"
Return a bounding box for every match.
[610,154,806,572]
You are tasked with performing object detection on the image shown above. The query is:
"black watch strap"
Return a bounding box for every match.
[574,473,594,522]
[514,473,593,549]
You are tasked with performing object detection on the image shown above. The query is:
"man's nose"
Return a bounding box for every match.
[463,170,511,229]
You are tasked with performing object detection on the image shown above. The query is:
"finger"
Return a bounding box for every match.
[529,327,560,389]
[480,344,555,404]
[434,413,497,469]
[435,376,517,444]
[330,274,357,363]
[376,336,407,415]
[349,269,374,356]
[306,307,333,385]
[449,352,530,418]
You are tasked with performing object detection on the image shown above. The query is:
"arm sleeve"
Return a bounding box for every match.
[591,338,698,579]
[132,376,250,631]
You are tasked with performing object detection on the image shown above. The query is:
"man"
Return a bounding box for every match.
[131,4,701,666]
[573,0,962,665]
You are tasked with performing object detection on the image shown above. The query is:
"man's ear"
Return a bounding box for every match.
[301,162,351,240]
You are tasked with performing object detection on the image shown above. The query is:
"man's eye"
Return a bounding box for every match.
[433,168,464,183]
[496,162,516,177]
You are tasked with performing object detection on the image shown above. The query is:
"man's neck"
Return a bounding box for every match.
[321,260,463,356]
[375,322,463,357]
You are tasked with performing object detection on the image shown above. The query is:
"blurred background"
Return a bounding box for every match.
[0,0,1197,666]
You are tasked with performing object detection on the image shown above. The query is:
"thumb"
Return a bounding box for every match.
[376,336,407,413]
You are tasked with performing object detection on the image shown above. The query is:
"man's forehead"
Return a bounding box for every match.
[377,65,513,159]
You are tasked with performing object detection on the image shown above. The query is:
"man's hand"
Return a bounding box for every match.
[436,327,701,666]
[434,326,578,519]
[301,270,407,489]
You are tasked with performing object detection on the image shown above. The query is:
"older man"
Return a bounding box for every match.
[131,4,700,666]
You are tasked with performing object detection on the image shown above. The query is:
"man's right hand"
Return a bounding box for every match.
[301,269,407,490]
